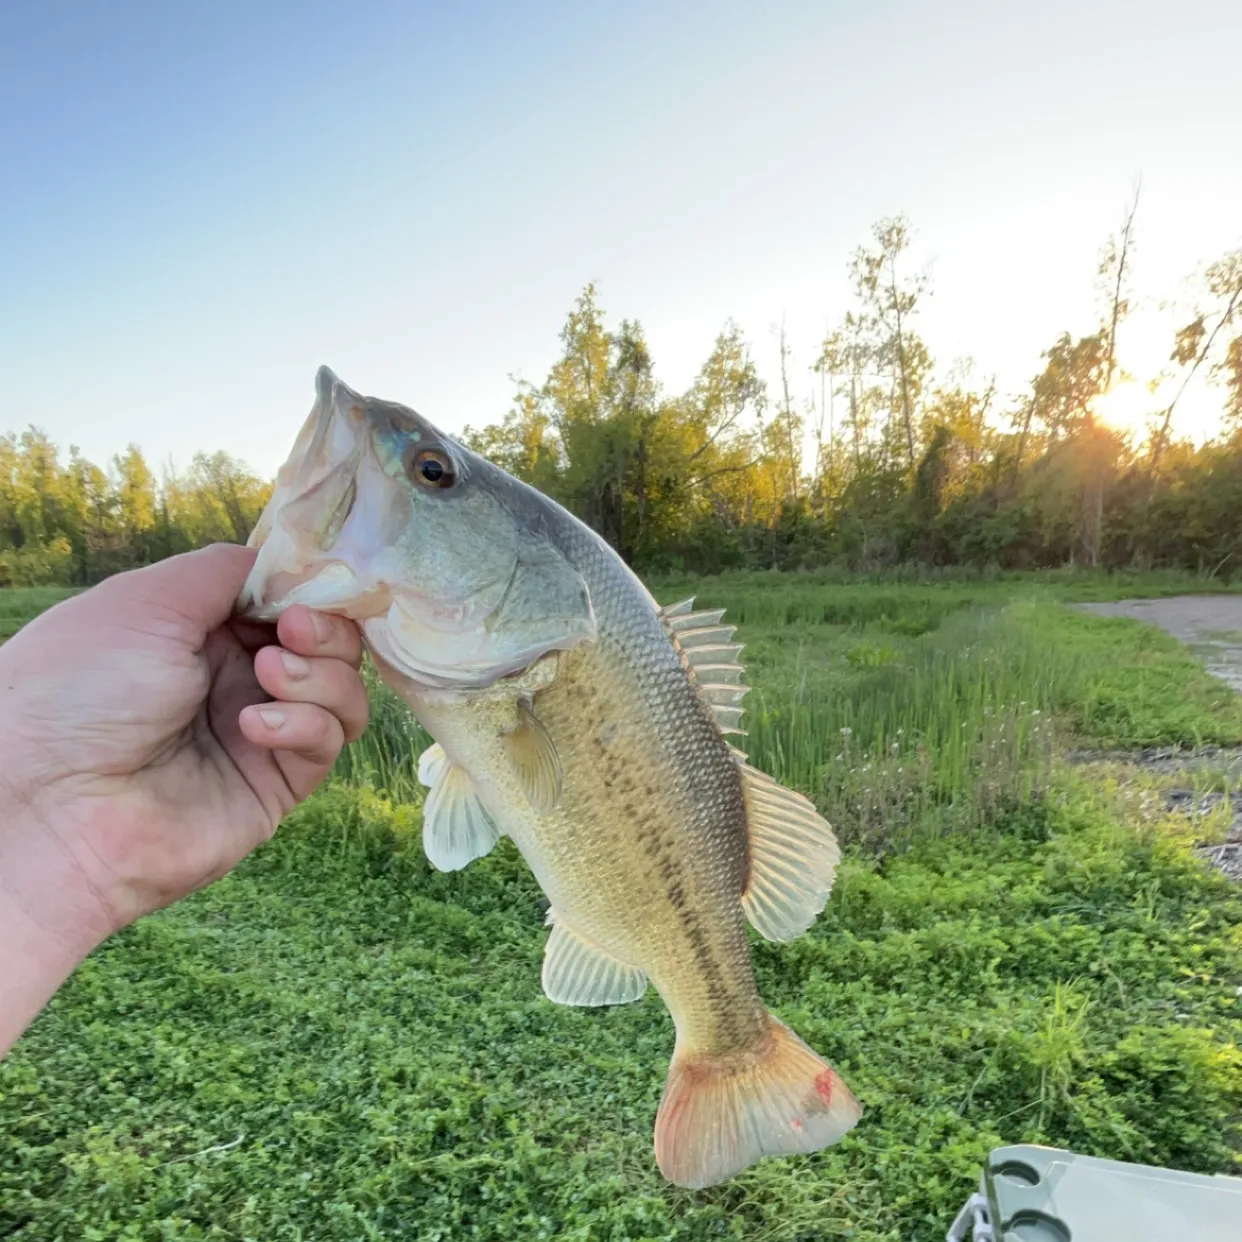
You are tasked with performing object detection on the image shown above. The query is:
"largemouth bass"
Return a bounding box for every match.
[239,367,861,1187]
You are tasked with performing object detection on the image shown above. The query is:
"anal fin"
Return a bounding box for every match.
[417,742,501,872]
[541,916,648,1007]
[738,761,840,942]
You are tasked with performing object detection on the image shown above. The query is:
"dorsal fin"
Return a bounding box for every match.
[662,597,696,619]
[659,598,837,940]
[736,761,841,942]
[660,597,749,737]
[667,607,726,633]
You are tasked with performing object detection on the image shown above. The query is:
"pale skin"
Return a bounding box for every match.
[0,544,369,1058]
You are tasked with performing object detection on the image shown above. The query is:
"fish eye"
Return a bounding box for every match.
[404,445,456,490]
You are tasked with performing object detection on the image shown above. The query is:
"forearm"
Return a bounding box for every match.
[0,890,96,1058]
[0,798,108,1059]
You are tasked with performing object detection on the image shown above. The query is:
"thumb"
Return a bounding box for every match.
[112,544,259,641]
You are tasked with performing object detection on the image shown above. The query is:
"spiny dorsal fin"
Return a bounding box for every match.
[677,624,738,649]
[660,598,749,737]
[667,607,725,633]
[541,914,649,1007]
[662,597,697,619]
[417,742,502,872]
[736,760,840,942]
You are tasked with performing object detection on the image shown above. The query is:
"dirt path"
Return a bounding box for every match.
[1079,595,1242,692]
[1075,595,1242,880]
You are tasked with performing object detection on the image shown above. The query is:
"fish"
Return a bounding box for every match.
[238,366,862,1188]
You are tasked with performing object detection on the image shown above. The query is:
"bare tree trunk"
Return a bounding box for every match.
[849,375,861,470]
[1103,181,1140,390]
[1009,401,1029,492]
[777,322,800,502]
[1085,462,1104,567]
[812,364,827,514]
[827,366,836,502]
[631,432,648,564]
[1084,184,1140,567]
[889,254,916,467]
[1080,424,1104,569]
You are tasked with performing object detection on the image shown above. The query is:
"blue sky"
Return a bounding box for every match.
[2,0,1239,476]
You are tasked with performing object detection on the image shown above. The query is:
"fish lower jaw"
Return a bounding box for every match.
[241,563,394,623]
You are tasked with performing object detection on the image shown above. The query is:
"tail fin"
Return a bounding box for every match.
[654,1015,861,1189]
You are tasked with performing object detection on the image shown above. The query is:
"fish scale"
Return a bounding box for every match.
[240,365,862,1188]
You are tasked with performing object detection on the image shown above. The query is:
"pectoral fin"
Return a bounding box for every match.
[503,703,563,813]
[417,742,501,872]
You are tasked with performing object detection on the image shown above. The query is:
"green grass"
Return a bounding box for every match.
[0,587,79,641]
[2,573,1241,1241]
[651,575,1242,853]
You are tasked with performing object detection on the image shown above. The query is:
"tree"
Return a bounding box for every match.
[817,312,874,474]
[7,208,1242,585]
[1098,181,1141,392]
[771,321,803,504]
[674,322,766,527]
[113,445,158,567]
[848,216,931,467]
[463,382,562,494]
[1151,247,1242,468]
[1078,186,1140,565]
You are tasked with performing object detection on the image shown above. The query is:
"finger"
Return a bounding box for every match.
[228,617,278,654]
[253,646,370,742]
[238,701,346,771]
[277,606,364,667]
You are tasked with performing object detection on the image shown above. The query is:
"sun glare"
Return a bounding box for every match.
[1088,308,1232,446]
[1091,373,1226,445]
[1091,378,1157,437]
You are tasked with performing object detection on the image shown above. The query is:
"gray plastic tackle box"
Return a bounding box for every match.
[946,1143,1242,1241]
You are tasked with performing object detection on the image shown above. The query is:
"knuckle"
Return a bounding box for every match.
[312,709,345,754]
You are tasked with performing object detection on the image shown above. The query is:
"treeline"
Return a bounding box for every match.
[0,437,270,586]
[465,208,1242,577]
[4,207,1241,587]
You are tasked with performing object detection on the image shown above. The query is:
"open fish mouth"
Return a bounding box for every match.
[237,367,399,621]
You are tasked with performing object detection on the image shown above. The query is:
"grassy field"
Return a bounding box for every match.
[2,572,1241,1240]
[0,587,78,641]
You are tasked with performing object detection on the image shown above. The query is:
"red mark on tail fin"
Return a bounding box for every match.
[814,1069,836,1107]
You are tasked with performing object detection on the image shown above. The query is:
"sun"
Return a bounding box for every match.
[1091,377,1158,437]
[1091,373,1227,445]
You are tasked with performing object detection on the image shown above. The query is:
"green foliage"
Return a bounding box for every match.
[0,433,271,587]
[641,574,1242,854]
[2,773,1238,1240]
[0,587,79,640]
[1055,610,1242,747]
[3,579,1240,1240]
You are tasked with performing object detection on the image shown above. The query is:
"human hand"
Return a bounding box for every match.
[0,544,368,1052]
